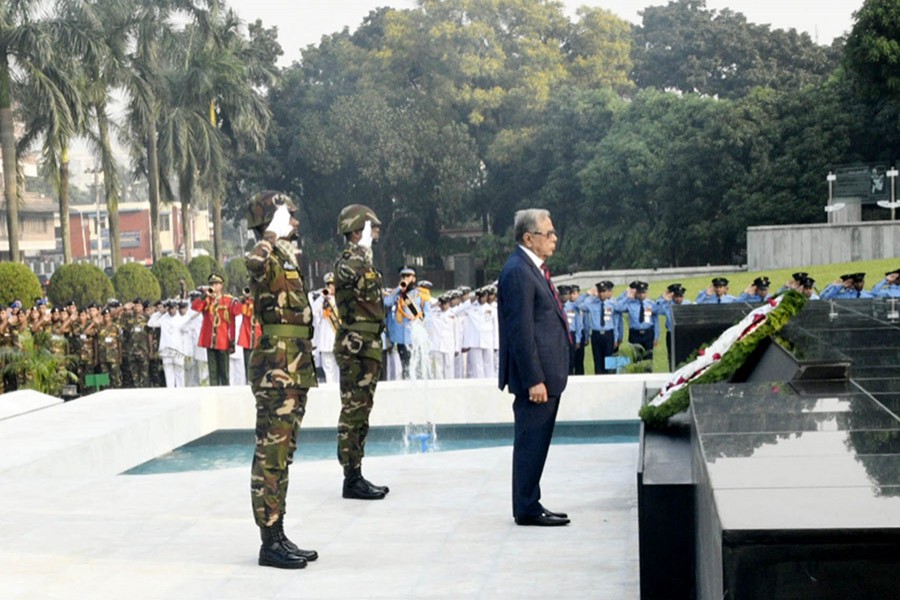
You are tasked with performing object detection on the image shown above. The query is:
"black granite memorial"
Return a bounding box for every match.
[640,299,900,600]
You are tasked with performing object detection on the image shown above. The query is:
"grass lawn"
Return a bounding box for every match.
[577,256,900,375]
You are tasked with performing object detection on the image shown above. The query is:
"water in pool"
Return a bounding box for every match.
[123,421,638,475]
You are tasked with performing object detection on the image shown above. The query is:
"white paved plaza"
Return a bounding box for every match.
[0,377,661,599]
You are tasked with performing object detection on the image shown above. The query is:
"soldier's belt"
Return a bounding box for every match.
[342,321,382,334]
[262,324,312,339]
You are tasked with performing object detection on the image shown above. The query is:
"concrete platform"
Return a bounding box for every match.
[0,444,639,599]
[0,375,657,598]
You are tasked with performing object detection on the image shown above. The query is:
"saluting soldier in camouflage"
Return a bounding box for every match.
[123,300,152,388]
[74,309,99,395]
[246,190,318,570]
[96,308,122,389]
[333,204,389,500]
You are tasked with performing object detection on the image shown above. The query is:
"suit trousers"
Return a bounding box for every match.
[512,392,561,518]
[628,328,654,361]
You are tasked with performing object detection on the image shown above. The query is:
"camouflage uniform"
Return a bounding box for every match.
[246,224,317,529]
[97,321,122,389]
[125,311,151,388]
[333,238,385,474]
[74,320,98,394]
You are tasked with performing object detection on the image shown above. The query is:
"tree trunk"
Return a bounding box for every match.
[146,131,161,264]
[180,178,193,263]
[212,195,222,263]
[0,54,20,262]
[96,100,121,271]
[59,146,72,263]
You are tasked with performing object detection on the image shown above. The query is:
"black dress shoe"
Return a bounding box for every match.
[541,507,568,519]
[515,514,570,526]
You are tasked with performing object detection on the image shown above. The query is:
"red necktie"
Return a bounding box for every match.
[541,263,572,344]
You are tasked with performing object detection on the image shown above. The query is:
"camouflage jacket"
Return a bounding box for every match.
[97,323,121,364]
[246,232,317,390]
[74,321,97,364]
[123,312,151,357]
[333,241,385,361]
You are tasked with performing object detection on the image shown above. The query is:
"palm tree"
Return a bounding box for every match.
[156,4,273,263]
[15,48,90,264]
[0,1,80,261]
[57,0,133,272]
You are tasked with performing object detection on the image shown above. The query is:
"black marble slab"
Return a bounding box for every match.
[691,380,900,599]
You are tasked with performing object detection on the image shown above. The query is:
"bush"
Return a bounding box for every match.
[224,257,250,296]
[188,255,225,289]
[0,262,43,307]
[111,262,162,303]
[47,263,114,307]
[151,257,194,299]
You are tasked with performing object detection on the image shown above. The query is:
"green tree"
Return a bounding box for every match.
[111,262,162,302]
[47,263,115,307]
[224,256,249,296]
[150,256,194,299]
[0,262,42,306]
[845,0,900,100]
[0,2,85,261]
[632,0,839,99]
[188,255,224,289]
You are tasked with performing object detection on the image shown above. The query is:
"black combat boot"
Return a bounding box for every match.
[272,517,318,562]
[342,467,387,500]
[361,472,390,495]
[259,525,307,569]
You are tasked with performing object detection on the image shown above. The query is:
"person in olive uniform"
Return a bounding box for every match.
[333,204,390,500]
[245,191,319,570]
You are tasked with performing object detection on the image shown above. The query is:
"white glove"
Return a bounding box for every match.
[265,204,294,239]
[358,219,373,249]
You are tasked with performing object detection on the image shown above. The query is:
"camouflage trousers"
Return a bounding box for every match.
[251,387,308,528]
[101,362,121,389]
[129,354,150,388]
[336,354,381,473]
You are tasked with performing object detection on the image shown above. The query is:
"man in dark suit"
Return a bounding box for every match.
[497,208,571,527]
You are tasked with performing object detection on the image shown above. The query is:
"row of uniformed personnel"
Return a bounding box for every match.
[559,269,900,374]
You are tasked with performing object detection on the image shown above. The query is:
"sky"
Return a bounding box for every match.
[226,0,864,66]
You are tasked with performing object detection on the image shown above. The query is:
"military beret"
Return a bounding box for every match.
[753,276,770,289]
[10,300,21,309]
[208,273,224,284]
[596,281,614,292]
[132,297,143,305]
[712,277,729,286]
[142,300,151,309]
[101,307,110,315]
[65,300,77,307]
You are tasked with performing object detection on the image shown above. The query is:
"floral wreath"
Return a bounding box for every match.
[640,290,807,428]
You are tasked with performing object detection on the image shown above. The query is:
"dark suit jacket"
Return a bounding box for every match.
[497,247,570,397]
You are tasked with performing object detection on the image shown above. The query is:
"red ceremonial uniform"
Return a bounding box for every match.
[192,294,241,350]
[237,298,262,350]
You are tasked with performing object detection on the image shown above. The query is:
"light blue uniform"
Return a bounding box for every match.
[871,278,900,298]
[576,295,623,343]
[820,284,874,300]
[695,290,738,304]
